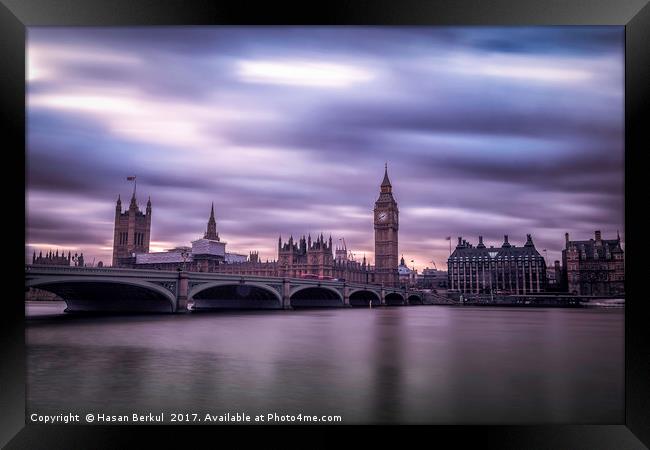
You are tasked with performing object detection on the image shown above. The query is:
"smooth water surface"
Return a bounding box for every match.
[26,302,624,424]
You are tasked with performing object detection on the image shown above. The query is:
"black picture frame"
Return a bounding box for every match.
[3,0,649,447]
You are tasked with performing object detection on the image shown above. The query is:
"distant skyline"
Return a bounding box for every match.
[26,27,624,271]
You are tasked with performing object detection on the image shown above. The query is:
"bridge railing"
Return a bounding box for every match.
[25,264,180,276]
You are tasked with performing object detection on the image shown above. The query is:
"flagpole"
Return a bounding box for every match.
[127,175,137,198]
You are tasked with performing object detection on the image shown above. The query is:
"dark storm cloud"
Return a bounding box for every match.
[26,214,104,244]
[26,27,624,268]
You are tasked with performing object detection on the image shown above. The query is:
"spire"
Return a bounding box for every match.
[400,254,405,266]
[204,203,219,241]
[129,190,137,209]
[381,162,392,188]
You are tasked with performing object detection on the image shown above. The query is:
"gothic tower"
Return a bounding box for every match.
[112,191,152,267]
[374,163,399,287]
[204,202,220,241]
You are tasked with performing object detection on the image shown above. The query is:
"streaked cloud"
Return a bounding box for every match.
[236,59,375,88]
[25,27,624,271]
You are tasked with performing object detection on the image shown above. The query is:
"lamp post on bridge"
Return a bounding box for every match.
[488,251,498,304]
[410,259,416,288]
[181,250,189,272]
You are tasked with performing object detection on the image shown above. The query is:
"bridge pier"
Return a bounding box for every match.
[380,287,387,306]
[176,271,189,312]
[282,278,292,309]
[343,284,351,307]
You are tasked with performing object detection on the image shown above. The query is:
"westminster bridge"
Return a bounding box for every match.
[25,264,425,313]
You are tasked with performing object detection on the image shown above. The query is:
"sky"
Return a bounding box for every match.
[25,26,625,271]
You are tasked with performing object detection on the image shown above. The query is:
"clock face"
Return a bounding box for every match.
[377,211,388,223]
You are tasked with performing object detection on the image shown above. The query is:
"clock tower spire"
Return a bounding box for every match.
[374,163,399,287]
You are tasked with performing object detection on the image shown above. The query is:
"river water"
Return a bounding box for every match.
[26,302,624,424]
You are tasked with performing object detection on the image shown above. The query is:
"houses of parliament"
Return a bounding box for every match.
[112,166,401,287]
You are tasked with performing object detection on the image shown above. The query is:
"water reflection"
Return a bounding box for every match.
[371,308,404,423]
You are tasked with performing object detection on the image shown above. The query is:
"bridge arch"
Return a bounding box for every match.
[349,289,381,307]
[384,292,406,306]
[407,294,423,305]
[190,281,282,310]
[289,285,344,308]
[26,277,177,313]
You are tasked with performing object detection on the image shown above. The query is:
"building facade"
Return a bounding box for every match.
[419,268,448,290]
[398,255,416,287]
[272,234,375,282]
[448,235,547,295]
[562,230,624,296]
[374,164,399,287]
[112,192,151,267]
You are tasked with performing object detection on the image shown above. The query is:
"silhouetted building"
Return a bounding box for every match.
[562,230,624,296]
[31,250,85,267]
[32,249,71,266]
[448,234,547,295]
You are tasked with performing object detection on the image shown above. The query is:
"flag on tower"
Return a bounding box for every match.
[127,176,137,198]
[445,236,451,240]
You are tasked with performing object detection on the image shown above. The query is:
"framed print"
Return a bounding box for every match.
[2,0,649,447]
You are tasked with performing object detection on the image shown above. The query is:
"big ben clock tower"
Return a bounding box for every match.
[374,163,399,287]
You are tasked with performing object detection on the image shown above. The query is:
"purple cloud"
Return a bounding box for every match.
[26,26,624,270]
